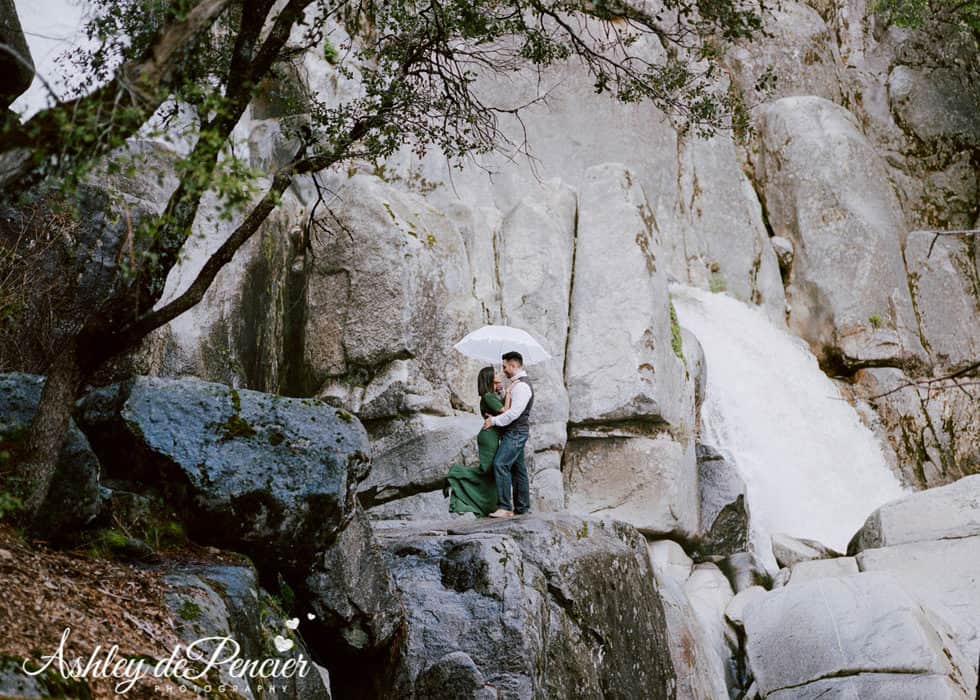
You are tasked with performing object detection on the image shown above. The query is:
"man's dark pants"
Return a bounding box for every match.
[493,427,530,514]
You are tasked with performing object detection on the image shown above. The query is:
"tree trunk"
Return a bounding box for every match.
[18,336,84,521]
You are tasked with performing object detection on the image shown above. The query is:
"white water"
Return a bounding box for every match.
[672,286,909,565]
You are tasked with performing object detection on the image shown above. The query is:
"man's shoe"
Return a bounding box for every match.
[488,509,514,518]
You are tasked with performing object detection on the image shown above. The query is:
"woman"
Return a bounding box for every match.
[446,366,511,516]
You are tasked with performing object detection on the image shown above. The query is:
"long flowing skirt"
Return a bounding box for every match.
[447,427,499,516]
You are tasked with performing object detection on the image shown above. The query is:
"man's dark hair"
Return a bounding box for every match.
[502,351,523,366]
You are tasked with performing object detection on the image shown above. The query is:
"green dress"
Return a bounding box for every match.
[447,391,503,516]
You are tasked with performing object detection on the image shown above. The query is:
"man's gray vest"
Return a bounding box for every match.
[503,375,534,434]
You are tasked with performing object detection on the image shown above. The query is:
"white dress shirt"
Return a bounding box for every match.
[491,369,532,427]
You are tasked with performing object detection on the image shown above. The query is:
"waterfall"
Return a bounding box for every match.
[671,286,909,565]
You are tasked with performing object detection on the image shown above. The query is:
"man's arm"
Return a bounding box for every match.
[491,382,531,427]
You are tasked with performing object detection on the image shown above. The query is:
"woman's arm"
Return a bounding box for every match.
[482,391,505,415]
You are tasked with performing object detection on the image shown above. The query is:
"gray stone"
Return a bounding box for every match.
[726,0,842,104]
[770,236,794,274]
[657,574,732,700]
[366,489,449,521]
[358,412,482,507]
[742,573,955,696]
[674,133,787,322]
[848,474,980,553]
[766,673,969,700]
[682,563,739,693]
[495,180,576,458]
[564,162,691,428]
[756,96,925,368]
[76,375,369,576]
[0,656,51,699]
[301,171,481,403]
[681,328,706,414]
[415,652,496,700]
[698,443,750,556]
[0,372,100,537]
[888,65,980,147]
[857,536,980,691]
[718,551,770,593]
[529,465,563,512]
[376,514,676,699]
[771,532,841,568]
[725,585,767,628]
[647,538,694,583]
[904,231,980,370]
[564,432,699,538]
[787,556,859,584]
[303,506,404,654]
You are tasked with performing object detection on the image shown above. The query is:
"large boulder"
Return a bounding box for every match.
[563,163,698,539]
[0,372,100,537]
[856,537,980,693]
[771,532,840,569]
[887,64,980,149]
[494,180,577,509]
[755,96,925,369]
[848,474,980,553]
[697,443,750,556]
[725,0,842,104]
[655,574,733,699]
[75,375,370,577]
[564,163,690,427]
[564,432,698,538]
[682,563,740,694]
[742,573,965,697]
[766,673,968,700]
[374,514,676,699]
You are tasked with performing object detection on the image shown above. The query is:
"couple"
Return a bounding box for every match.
[446,351,533,518]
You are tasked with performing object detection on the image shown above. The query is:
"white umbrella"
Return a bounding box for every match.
[453,325,552,366]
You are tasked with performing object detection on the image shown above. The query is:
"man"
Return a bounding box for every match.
[484,351,534,518]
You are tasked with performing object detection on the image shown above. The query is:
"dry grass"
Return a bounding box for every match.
[0,525,248,699]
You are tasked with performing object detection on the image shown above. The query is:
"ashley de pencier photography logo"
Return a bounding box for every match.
[21,617,315,695]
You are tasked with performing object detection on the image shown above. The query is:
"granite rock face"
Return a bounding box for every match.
[741,573,966,697]
[374,514,677,699]
[755,96,925,370]
[302,506,405,655]
[563,163,698,539]
[853,368,980,489]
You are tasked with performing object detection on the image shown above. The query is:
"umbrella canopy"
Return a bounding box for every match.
[453,325,552,366]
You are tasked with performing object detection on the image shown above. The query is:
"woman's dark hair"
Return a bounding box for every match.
[477,366,495,397]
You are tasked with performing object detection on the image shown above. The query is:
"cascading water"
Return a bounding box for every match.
[672,286,909,567]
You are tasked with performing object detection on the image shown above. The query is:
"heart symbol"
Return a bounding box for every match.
[285,617,299,630]
[306,613,316,621]
[273,635,294,653]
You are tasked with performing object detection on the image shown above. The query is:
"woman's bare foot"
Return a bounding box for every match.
[488,509,514,518]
